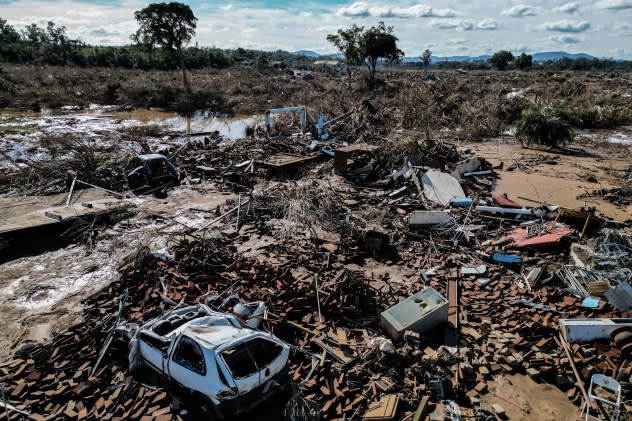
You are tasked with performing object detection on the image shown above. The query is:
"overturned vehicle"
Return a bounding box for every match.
[122,301,291,419]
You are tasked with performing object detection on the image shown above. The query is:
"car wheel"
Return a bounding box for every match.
[190,393,220,421]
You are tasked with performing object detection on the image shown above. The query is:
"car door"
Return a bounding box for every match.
[168,335,208,393]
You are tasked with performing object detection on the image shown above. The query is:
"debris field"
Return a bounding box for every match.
[0,102,631,421]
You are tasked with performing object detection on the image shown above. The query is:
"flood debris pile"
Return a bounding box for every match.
[1,102,632,420]
[1,137,135,197]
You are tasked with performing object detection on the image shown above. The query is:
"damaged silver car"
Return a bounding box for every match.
[124,302,290,419]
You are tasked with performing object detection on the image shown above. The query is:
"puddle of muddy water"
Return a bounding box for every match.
[578,126,632,146]
[0,107,257,167]
[154,112,257,140]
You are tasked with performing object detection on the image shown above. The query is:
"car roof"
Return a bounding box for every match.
[178,315,261,350]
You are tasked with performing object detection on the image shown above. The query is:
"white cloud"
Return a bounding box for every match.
[0,0,629,60]
[549,34,583,43]
[594,0,632,9]
[477,18,500,30]
[553,2,580,13]
[543,19,591,32]
[433,8,458,18]
[501,4,538,17]
[428,19,474,30]
[336,2,456,18]
[428,18,499,31]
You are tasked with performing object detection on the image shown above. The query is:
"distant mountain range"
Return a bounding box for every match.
[404,51,597,63]
[292,50,602,62]
[292,50,322,58]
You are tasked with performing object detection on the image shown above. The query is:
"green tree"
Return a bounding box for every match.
[490,50,514,71]
[133,2,197,94]
[360,22,404,87]
[420,48,432,75]
[515,106,574,147]
[45,21,72,64]
[254,54,269,70]
[513,52,532,70]
[20,23,48,63]
[326,25,363,84]
[0,18,20,43]
[21,23,48,46]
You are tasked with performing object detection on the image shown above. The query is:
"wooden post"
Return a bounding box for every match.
[66,176,77,207]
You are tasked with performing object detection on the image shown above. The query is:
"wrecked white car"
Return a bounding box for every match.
[128,303,290,419]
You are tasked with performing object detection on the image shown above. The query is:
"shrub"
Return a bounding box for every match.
[515,106,574,147]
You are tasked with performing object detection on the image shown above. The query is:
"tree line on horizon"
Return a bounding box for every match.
[1,6,631,74]
[0,17,310,70]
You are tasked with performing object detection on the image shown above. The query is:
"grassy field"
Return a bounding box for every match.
[1,65,631,141]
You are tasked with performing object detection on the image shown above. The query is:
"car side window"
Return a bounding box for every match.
[222,338,283,379]
[172,336,206,375]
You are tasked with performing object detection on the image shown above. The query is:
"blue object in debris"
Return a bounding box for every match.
[581,297,600,308]
[451,197,474,207]
[492,253,522,265]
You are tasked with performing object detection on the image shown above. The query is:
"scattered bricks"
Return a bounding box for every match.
[526,368,539,378]
[423,347,438,359]
[535,338,550,348]
[461,327,482,341]
[474,382,487,394]
[489,364,502,374]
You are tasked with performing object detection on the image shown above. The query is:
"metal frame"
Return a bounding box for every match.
[581,374,621,421]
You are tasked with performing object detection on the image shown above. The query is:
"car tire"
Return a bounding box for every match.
[613,329,632,348]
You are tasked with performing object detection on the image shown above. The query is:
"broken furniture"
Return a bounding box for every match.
[557,266,611,298]
[363,394,399,420]
[555,207,598,239]
[559,318,632,343]
[333,143,378,175]
[264,105,312,134]
[380,287,448,341]
[580,374,622,421]
[256,153,322,170]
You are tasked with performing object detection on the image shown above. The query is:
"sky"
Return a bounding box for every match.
[1,0,632,59]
